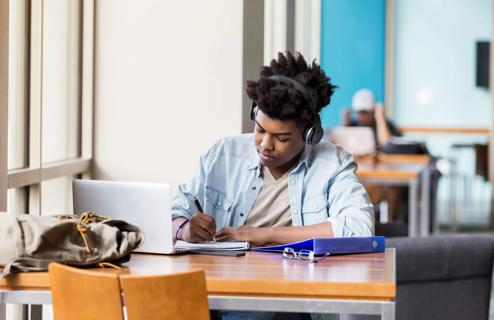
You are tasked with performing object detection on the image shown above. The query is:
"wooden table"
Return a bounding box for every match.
[356,155,431,236]
[0,250,396,319]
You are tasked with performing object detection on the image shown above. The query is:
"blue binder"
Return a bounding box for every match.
[252,236,385,255]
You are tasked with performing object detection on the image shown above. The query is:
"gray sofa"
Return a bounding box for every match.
[344,234,494,320]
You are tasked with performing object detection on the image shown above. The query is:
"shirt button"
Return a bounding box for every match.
[252,186,256,190]
[294,209,298,214]
[217,202,222,206]
[240,213,244,217]
[290,180,295,184]
[313,204,318,209]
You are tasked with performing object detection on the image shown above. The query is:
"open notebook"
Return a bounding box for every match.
[175,240,249,251]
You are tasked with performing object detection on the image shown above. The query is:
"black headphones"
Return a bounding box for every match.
[250,75,324,145]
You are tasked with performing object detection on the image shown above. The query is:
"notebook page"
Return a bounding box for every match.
[175,240,249,251]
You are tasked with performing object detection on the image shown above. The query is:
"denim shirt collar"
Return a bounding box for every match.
[296,144,314,170]
[247,150,260,170]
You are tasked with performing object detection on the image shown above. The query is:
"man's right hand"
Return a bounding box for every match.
[374,103,386,122]
[180,212,216,242]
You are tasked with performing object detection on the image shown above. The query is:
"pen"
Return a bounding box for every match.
[194,196,216,242]
[194,196,204,213]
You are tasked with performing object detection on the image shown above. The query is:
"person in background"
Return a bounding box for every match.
[342,88,401,148]
[342,89,403,223]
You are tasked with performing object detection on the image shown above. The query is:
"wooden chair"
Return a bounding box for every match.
[119,270,210,320]
[48,263,124,320]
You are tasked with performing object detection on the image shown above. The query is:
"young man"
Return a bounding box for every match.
[172,52,374,246]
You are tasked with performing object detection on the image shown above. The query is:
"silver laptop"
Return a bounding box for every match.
[73,179,175,254]
[328,126,376,156]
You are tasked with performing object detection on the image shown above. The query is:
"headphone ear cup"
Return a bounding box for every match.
[310,125,324,145]
[250,104,258,121]
[304,126,315,144]
[304,115,324,145]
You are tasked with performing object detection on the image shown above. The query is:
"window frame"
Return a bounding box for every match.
[0,0,10,211]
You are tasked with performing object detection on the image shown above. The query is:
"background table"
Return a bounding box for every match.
[357,155,431,236]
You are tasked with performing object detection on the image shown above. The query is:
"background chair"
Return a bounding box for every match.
[120,270,210,320]
[375,221,408,237]
[343,234,494,320]
[48,263,124,320]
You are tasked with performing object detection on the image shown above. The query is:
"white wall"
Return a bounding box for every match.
[393,0,492,127]
[93,0,244,191]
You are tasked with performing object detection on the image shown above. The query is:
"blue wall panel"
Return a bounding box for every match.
[320,0,386,128]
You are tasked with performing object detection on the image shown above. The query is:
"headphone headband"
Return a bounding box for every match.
[268,75,312,106]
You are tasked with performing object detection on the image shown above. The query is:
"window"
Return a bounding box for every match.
[7,0,28,171]
[42,0,82,164]
[42,175,79,215]
[7,187,28,214]
[1,0,94,217]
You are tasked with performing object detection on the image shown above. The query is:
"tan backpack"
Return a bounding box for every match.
[0,211,144,277]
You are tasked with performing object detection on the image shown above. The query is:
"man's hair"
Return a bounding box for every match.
[246,51,336,126]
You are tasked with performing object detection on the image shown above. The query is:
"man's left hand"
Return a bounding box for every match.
[215,226,269,246]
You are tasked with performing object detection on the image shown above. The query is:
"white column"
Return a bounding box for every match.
[29,0,43,216]
[294,0,320,63]
[81,0,94,181]
[384,0,395,117]
[264,0,288,64]
[308,0,321,62]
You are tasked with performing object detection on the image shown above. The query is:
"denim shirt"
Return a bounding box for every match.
[171,134,374,237]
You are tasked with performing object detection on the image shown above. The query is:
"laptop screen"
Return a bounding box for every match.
[328,127,376,156]
[73,179,173,254]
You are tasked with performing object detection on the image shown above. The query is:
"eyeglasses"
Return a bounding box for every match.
[282,247,330,263]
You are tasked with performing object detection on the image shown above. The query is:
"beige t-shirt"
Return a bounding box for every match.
[244,165,292,228]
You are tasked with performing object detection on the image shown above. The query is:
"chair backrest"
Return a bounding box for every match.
[119,269,210,320]
[48,263,124,320]
[389,234,494,320]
